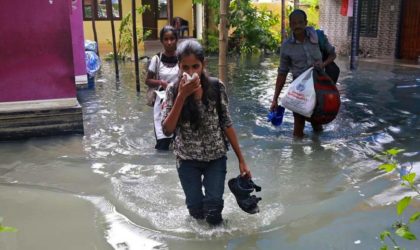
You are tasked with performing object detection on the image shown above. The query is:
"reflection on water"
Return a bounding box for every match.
[0,56,419,249]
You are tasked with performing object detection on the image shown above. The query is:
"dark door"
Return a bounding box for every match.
[142,0,157,40]
[400,0,420,60]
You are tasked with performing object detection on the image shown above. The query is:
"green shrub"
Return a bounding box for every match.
[376,148,419,249]
[229,0,280,54]
[0,217,17,233]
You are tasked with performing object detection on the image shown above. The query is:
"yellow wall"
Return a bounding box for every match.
[83,0,144,55]
[83,0,194,55]
[156,0,194,39]
[172,0,193,37]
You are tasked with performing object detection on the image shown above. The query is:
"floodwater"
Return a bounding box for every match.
[1,56,419,250]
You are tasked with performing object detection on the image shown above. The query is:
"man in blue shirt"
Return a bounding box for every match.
[270,9,336,138]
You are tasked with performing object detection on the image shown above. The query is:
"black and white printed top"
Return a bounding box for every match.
[161,79,233,162]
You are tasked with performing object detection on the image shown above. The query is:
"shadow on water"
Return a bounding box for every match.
[0,55,419,249]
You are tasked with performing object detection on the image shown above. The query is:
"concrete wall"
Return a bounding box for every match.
[0,0,83,139]
[320,0,401,58]
[71,0,87,77]
[0,0,77,102]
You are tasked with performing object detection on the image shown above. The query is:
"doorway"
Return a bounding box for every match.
[399,0,420,60]
[142,0,157,40]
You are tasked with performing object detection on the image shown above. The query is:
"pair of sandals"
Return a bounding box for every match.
[228,175,262,214]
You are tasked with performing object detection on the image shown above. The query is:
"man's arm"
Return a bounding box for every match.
[270,73,287,111]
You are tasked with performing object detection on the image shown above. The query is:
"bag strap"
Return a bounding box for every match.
[209,77,230,150]
[316,29,326,52]
[155,52,162,80]
[317,29,331,61]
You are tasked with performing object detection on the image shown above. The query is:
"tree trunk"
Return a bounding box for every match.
[218,0,229,83]
[203,0,208,47]
[281,0,287,42]
[108,0,119,80]
[92,0,99,55]
[167,0,172,25]
[132,0,140,92]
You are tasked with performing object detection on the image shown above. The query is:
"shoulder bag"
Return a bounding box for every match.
[146,53,162,107]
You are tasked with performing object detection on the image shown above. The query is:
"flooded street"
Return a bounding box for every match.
[1,56,419,250]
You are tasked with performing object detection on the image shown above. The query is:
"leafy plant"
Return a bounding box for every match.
[229,0,280,54]
[105,6,151,61]
[284,0,319,37]
[0,217,17,233]
[300,0,319,27]
[376,148,419,249]
[193,0,219,9]
[204,31,219,54]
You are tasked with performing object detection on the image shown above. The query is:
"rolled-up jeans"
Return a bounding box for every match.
[177,156,227,220]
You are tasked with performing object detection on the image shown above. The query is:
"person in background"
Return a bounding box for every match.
[270,9,337,138]
[161,40,252,225]
[145,26,179,150]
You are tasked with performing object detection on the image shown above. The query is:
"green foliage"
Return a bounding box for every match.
[285,0,319,36]
[0,217,17,233]
[229,0,280,54]
[409,212,420,223]
[376,147,419,249]
[386,148,405,156]
[378,163,397,172]
[395,226,416,240]
[301,0,318,5]
[304,3,319,28]
[193,0,219,9]
[402,173,416,185]
[396,197,412,216]
[204,31,219,54]
[106,6,151,61]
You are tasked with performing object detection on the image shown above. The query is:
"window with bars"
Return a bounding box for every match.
[348,0,380,37]
[83,0,122,21]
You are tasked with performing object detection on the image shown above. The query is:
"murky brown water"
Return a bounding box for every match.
[1,56,419,250]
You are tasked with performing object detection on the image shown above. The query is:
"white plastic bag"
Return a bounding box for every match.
[280,67,316,118]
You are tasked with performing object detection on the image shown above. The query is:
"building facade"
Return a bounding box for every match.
[82,0,197,55]
[320,0,420,60]
[0,0,84,139]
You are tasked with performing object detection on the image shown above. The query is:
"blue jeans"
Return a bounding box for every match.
[177,156,227,223]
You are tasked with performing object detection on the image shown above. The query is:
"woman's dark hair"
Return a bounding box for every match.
[159,25,178,42]
[173,40,218,130]
[289,9,307,21]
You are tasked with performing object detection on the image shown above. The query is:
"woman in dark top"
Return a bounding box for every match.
[161,40,252,225]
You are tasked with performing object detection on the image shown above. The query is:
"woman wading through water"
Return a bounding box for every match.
[161,40,252,225]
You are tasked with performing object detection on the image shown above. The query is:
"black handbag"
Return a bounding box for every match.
[324,61,340,84]
[317,30,340,84]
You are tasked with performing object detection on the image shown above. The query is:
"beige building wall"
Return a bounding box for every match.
[320,0,401,58]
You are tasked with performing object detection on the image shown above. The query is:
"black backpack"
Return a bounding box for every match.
[209,77,230,150]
